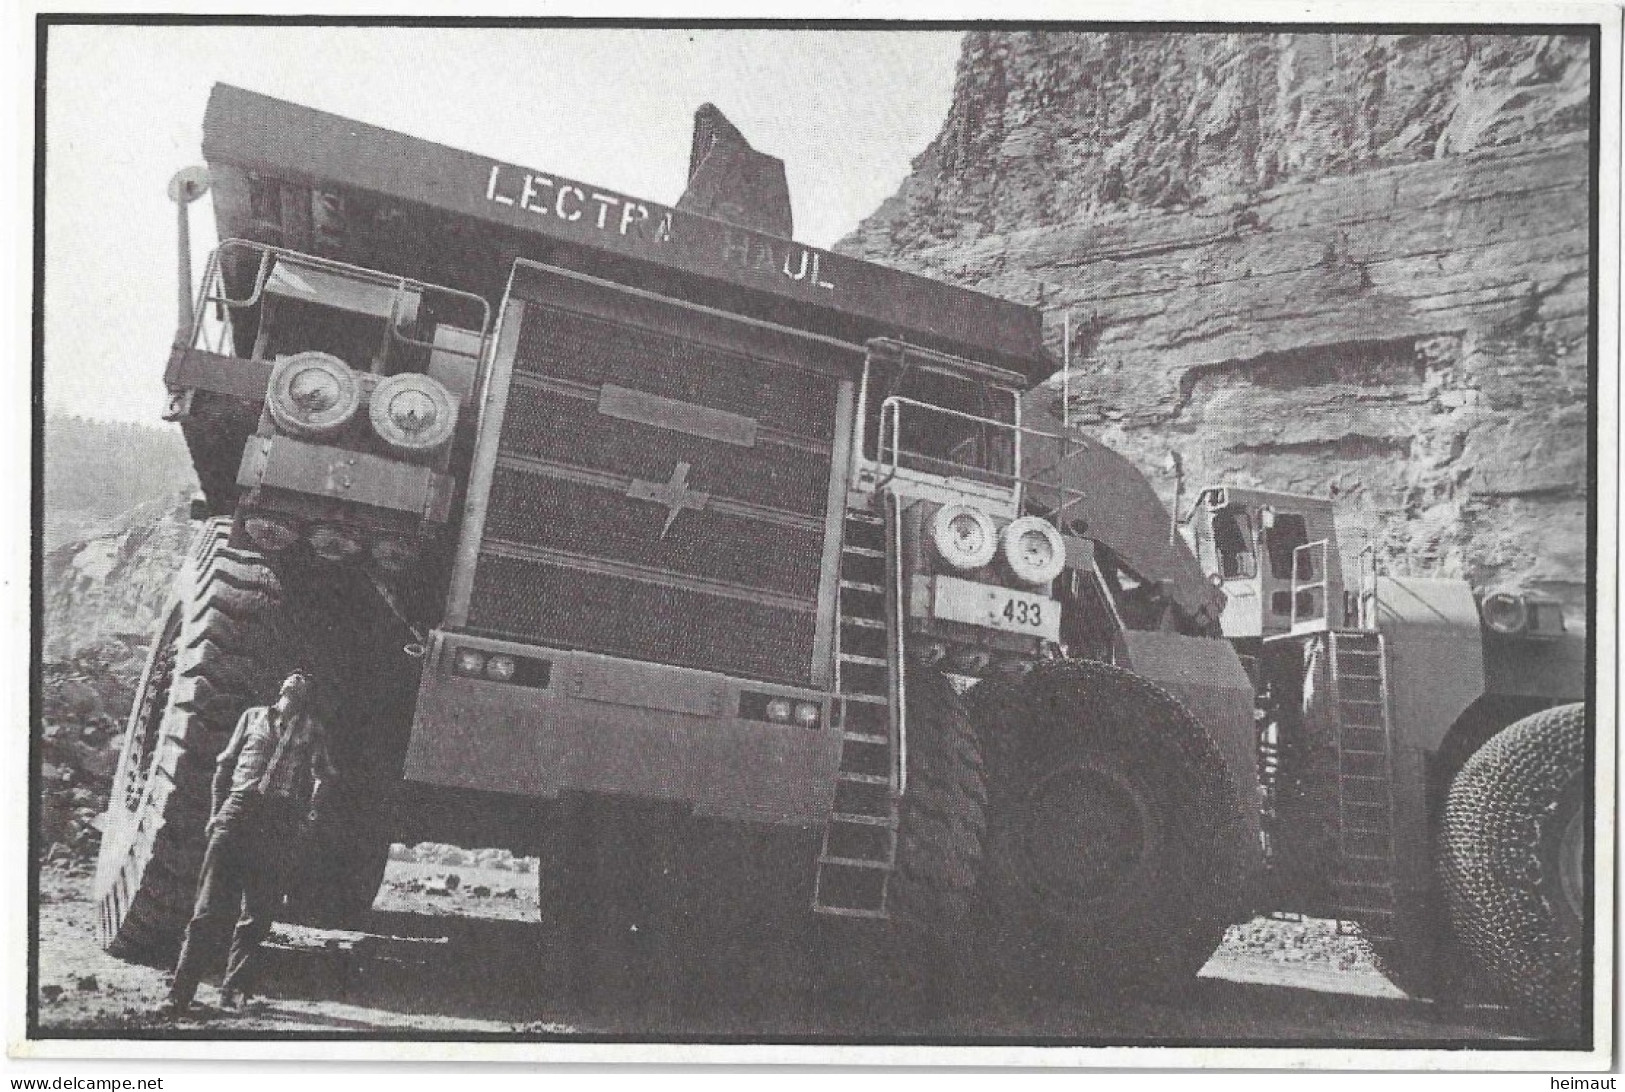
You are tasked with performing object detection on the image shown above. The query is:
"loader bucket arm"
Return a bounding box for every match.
[1022,399,1223,626]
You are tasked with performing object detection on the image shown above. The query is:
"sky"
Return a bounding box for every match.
[42,25,964,424]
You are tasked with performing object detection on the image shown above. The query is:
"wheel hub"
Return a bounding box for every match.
[1012,762,1157,919]
[1558,804,1585,924]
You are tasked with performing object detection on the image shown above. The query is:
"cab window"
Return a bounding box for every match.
[1265,512,1310,581]
[252,260,409,370]
[1210,506,1257,580]
[863,363,1016,479]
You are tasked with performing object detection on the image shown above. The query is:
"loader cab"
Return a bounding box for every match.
[1185,487,1345,639]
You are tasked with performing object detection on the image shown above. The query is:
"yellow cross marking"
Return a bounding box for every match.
[626,461,711,539]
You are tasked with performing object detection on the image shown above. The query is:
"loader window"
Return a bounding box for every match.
[1210,506,1257,580]
[1265,513,1310,581]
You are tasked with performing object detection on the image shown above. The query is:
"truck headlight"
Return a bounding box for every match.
[1002,516,1066,584]
[243,514,299,552]
[371,535,418,572]
[266,352,361,438]
[1481,591,1529,635]
[930,504,998,571]
[308,523,364,562]
[369,373,458,454]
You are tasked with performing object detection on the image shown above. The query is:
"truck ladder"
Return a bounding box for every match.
[812,502,902,919]
[1328,631,1400,940]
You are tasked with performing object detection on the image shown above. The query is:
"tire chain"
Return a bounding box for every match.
[1439,703,1586,1032]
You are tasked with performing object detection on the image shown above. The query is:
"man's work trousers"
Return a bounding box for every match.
[169,793,302,1005]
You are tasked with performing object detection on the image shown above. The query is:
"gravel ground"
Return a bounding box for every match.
[31,863,1527,1044]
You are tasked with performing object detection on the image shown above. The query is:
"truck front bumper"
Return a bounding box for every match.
[403,631,844,826]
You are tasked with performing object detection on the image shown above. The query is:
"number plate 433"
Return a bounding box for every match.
[929,575,1061,641]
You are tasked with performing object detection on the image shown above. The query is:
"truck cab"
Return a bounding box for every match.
[172,241,490,580]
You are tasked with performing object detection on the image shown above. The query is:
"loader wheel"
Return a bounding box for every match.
[971,660,1251,993]
[1440,703,1588,1034]
[94,519,291,960]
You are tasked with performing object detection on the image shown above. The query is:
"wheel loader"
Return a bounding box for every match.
[1181,484,1589,1030]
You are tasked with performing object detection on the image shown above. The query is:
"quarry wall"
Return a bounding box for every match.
[840,31,1593,621]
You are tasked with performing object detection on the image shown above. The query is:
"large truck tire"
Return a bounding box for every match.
[970,659,1251,994]
[284,771,396,927]
[1360,750,1461,1005]
[1363,895,1460,1003]
[887,667,986,935]
[95,518,410,957]
[281,599,415,928]
[94,520,293,960]
[1439,703,1588,1034]
[815,668,985,1006]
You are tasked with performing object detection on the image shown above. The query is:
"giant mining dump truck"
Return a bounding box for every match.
[95,84,1590,1028]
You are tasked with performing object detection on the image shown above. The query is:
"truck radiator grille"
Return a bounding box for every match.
[464,301,839,686]
[468,556,818,685]
[500,382,830,517]
[514,306,836,441]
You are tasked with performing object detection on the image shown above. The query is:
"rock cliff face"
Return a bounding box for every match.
[840,31,1592,622]
[40,416,198,862]
[42,496,193,661]
[40,497,195,863]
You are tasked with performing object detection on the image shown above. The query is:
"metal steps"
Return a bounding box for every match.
[1329,631,1400,940]
[812,505,901,919]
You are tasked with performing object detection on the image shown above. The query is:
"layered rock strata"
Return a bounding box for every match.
[841,31,1592,621]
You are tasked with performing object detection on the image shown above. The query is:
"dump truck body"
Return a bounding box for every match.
[198,84,1048,379]
[168,85,1256,834]
[102,84,1268,993]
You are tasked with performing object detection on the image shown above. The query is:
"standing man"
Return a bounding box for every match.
[161,670,337,1015]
